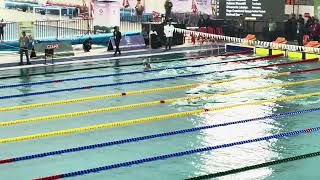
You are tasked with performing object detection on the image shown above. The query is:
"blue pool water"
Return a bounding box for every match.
[0,52,320,180]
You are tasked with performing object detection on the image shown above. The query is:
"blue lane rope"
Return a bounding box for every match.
[0,58,312,100]
[0,54,280,89]
[34,126,320,179]
[2,107,319,165]
[186,151,320,179]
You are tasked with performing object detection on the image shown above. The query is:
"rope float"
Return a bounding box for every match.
[1,91,320,143]
[1,107,319,165]
[0,54,279,89]
[186,151,320,179]
[2,78,320,126]
[32,126,320,180]
[0,58,316,100]
[0,50,252,80]
[1,67,319,112]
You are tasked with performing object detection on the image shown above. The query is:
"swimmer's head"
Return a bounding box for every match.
[143,59,150,65]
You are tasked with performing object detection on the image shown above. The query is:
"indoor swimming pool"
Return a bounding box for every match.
[0,50,320,180]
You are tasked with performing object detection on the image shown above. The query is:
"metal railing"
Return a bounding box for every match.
[2,18,143,41]
[34,19,92,39]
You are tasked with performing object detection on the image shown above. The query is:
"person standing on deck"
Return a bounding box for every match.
[0,19,6,41]
[164,0,173,21]
[164,20,174,50]
[236,15,245,38]
[113,26,122,56]
[19,31,31,65]
[296,21,305,46]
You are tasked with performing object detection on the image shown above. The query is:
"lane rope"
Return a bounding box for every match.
[1,67,319,112]
[186,151,320,179]
[1,91,320,143]
[1,107,319,165]
[0,58,316,100]
[2,78,320,126]
[0,53,279,89]
[0,50,252,80]
[32,126,320,180]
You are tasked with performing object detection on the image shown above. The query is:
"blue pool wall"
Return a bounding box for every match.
[0,32,140,51]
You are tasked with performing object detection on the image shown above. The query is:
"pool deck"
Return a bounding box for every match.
[0,44,224,70]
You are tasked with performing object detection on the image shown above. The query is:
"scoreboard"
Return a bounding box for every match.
[217,0,285,21]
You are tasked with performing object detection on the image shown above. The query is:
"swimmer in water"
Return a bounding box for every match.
[143,59,151,70]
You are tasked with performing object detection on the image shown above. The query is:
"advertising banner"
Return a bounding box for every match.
[195,0,212,15]
[139,0,213,15]
[93,1,120,28]
[147,0,212,15]
[145,0,166,14]
[18,21,34,38]
[33,41,74,57]
[110,35,146,50]
[122,0,145,9]
[172,0,192,13]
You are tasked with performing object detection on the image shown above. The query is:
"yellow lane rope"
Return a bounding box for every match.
[1,78,320,127]
[0,72,291,112]
[1,91,320,143]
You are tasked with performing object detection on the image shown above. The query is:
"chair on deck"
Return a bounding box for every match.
[305,41,320,48]
[272,37,287,49]
[273,37,287,44]
[241,34,256,46]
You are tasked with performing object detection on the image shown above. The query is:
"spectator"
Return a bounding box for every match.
[164,20,174,50]
[135,0,144,17]
[236,15,245,38]
[296,21,305,46]
[113,26,122,56]
[310,19,320,41]
[298,14,305,26]
[287,14,297,41]
[0,19,6,41]
[305,16,313,34]
[202,14,211,28]
[164,0,173,20]
[197,15,205,28]
[150,29,160,49]
[268,18,277,42]
[19,31,31,65]
[141,27,149,47]
[83,37,92,52]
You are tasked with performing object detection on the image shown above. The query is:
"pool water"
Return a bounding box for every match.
[0,52,320,180]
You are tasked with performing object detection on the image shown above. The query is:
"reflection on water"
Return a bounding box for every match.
[180,67,286,179]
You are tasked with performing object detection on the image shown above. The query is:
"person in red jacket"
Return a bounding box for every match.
[310,19,320,41]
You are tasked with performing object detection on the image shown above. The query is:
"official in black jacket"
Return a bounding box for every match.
[113,26,122,56]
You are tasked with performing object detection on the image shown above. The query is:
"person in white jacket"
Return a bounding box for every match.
[164,20,174,50]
